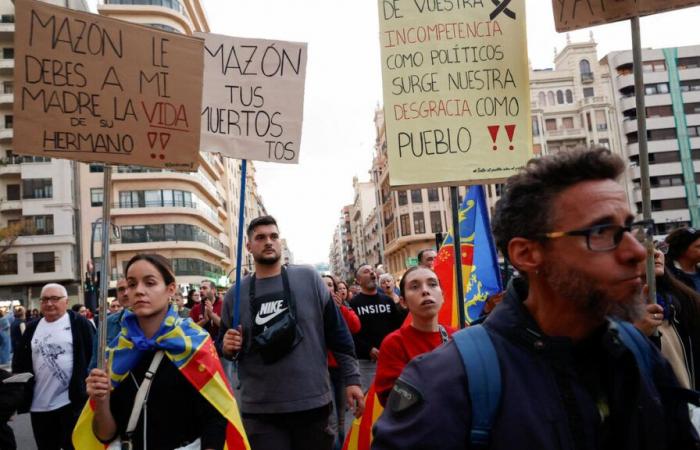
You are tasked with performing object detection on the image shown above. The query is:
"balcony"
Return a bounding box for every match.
[111,203,224,232]
[0,199,20,212]
[581,72,594,84]
[0,162,20,177]
[111,240,226,261]
[544,128,587,140]
[0,128,12,141]
[112,171,223,207]
[0,59,13,73]
[0,93,12,105]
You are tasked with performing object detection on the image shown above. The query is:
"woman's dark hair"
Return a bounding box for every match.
[186,289,198,309]
[399,266,440,299]
[71,304,84,313]
[321,274,337,293]
[492,147,625,260]
[125,254,176,286]
[666,227,700,263]
[659,269,700,330]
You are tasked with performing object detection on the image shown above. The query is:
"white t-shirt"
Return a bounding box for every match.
[30,313,73,412]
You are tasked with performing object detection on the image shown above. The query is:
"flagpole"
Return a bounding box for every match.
[450,186,467,329]
[233,159,247,328]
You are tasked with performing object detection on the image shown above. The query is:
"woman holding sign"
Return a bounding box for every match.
[75,254,248,450]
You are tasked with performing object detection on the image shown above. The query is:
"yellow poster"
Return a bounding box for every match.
[377,0,532,187]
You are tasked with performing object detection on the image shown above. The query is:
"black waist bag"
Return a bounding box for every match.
[251,268,303,364]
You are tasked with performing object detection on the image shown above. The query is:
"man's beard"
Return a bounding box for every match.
[254,252,280,266]
[363,279,377,291]
[541,262,645,323]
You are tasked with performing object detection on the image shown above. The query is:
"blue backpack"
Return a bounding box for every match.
[453,320,653,448]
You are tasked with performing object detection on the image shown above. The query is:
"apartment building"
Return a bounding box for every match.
[531,36,623,159]
[0,0,90,307]
[604,45,700,234]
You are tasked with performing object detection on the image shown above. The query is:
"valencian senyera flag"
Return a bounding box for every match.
[73,307,250,449]
[342,185,503,450]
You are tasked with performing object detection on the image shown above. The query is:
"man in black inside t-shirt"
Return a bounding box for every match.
[350,264,403,392]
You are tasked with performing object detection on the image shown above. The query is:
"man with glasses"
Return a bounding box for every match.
[373,148,698,449]
[12,283,94,450]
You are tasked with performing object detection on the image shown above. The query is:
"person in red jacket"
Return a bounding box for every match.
[374,266,455,406]
[322,275,360,449]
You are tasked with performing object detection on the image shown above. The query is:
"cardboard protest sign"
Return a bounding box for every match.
[553,0,700,32]
[197,32,307,163]
[13,0,204,170]
[377,0,532,187]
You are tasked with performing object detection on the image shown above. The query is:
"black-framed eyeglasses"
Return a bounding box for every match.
[39,296,65,304]
[541,220,654,252]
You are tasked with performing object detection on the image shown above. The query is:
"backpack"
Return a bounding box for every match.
[453,320,653,448]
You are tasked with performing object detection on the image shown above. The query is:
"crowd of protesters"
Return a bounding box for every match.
[5,149,700,449]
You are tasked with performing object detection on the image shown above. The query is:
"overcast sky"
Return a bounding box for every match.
[99,1,700,264]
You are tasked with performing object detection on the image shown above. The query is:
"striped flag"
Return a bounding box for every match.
[72,307,250,449]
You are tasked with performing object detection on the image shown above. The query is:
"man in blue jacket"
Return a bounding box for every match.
[372,148,699,450]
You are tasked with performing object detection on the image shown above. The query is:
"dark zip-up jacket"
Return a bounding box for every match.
[12,310,94,413]
[373,279,700,450]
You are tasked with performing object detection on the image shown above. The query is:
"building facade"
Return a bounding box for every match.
[604,45,700,234]
[0,0,90,307]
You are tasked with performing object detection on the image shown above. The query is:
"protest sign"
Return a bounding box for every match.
[552,0,700,32]
[197,32,307,163]
[13,0,204,170]
[377,0,532,187]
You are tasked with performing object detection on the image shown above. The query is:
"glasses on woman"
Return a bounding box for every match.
[541,220,654,252]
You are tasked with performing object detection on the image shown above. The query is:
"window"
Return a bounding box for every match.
[532,117,540,136]
[6,184,19,200]
[579,59,591,75]
[2,48,13,59]
[397,191,408,206]
[598,138,610,149]
[547,91,555,105]
[586,113,592,132]
[689,126,700,137]
[562,117,574,129]
[91,188,103,207]
[413,212,426,234]
[0,15,14,23]
[565,90,573,103]
[400,214,411,236]
[33,252,55,273]
[583,87,594,98]
[648,105,674,117]
[538,92,546,106]
[3,81,12,94]
[681,80,700,92]
[430,211,443,233]
[545,119,557,131]
[427,188,439,202]
[0,254,17,275]
[22,178,52,199]
[4,115,12,129]
[595,110,608,131]
[556,90,564,104]
[171,258,224,278]
[89,164,104,173]
[677,57,700,70]
[645,83,669,95]
[411,189,422,203]
[24,215,53,235]
[643,60,666,72]
[685,103,700,115]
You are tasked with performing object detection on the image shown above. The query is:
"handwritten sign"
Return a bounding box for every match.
[13,0,204,170]
[553,0,700,32]
[197,32,307,163]
[378,0,532,187]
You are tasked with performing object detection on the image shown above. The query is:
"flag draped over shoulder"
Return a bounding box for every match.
[72,307,250,450]
[342,185,502,450]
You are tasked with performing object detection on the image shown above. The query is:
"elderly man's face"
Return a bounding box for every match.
[538,179,647,322]
[39,285,68,322]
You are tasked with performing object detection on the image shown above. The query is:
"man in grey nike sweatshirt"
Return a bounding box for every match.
[218,215,363,450]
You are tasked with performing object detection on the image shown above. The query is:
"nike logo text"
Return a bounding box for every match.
[255,300,288,325]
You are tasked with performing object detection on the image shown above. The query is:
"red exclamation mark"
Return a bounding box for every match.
[487,125,500,151]
[505,124,516,151]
